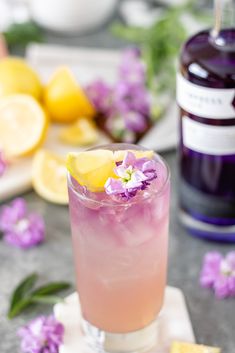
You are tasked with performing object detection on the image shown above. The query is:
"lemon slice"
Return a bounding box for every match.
[44,67,95,123]
[32,149,68,204]
[60,118,98,146]
[114,150,154,162]
[0,94,48,158]
[170,341,220,353]
[67,150,116,192]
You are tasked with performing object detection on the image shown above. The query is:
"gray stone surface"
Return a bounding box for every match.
[1,18,235,353]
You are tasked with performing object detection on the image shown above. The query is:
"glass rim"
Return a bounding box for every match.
[67,143,170,207]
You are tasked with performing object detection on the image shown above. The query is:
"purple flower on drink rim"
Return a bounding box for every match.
[119,48,146,85]
[0,150,7,176]
[85,80,113,116]
[104,151,157,200]
[200,251,235,299]
[18,315,64,353]
[0,198,45,249]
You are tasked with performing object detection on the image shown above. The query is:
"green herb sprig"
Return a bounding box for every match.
[3,21,43,48]
[8,273,71,319]
[111,0,210,93]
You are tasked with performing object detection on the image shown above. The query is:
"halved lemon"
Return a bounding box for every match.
[66,150,116,192]
[0,94,48,158]
[59,118,98,146]
[32,149,68,204]
[0,57,42,99]
[114,149,154,162]
[44,67,95,123]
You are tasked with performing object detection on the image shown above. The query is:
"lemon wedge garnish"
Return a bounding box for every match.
[66,150,116,192]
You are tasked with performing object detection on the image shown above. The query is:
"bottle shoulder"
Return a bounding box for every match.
[180,29,235,88]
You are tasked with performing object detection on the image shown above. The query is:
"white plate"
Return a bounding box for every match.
[0,44,177,202]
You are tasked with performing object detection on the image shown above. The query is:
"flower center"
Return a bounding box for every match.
[14,218,29,233]
[220,260,235,277]
[122,166,134,183]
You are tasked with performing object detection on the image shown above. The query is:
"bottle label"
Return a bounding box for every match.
[182,116,235,155]
[177,73,235,119]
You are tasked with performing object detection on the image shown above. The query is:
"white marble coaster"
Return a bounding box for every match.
[54,286,195,353]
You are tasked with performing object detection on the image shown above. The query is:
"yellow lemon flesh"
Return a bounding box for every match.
[0,57,42,100]
[44,67,95,123]
[66,150,116,192]
[32,149,68,205]
[114,149,154,162]
[170,341,220,353]
[0,94,48,158]
[60,118,98,146]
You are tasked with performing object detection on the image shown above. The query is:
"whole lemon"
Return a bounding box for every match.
[44,67,95,123]
[0,57,42,100]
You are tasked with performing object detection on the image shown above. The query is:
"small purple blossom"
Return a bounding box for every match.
[200,251,235,299]
[85,80,113,116]
[119,48,146,85]
[0,150,7,176]
[18,315,64,353]
[105,151,157,200]
[85,48,150,140]
[0,198,45,249]
[124,111,147,132]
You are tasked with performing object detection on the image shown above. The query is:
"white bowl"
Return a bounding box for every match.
[30,0,117,33]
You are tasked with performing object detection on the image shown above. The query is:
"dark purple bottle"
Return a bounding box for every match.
[177,0,235,241]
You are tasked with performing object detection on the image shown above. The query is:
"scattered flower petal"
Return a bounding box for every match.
[105,151,157,200]
[18,315,64,353]
[0,198,45,249]
[200,251,235,299]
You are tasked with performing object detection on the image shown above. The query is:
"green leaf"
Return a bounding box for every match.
[31,295,64,304]
[9,273,38,313]
[31,282,71,296]
[8,298,33,319]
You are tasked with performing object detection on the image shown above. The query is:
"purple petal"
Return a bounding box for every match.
[104,178,125,195]
[214,275,230,299]
[124,111,147,133]
[226,251,235,271]
[123,151,137,168]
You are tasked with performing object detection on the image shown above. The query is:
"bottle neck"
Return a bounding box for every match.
[211,0,235,48]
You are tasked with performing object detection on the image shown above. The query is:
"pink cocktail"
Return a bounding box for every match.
[68,144,170,353]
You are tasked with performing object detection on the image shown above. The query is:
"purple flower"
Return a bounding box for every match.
[119,48,146,85]
[104,151,157,200]
[85,48,151,139]
[0,150,7,176]
[18,315,64,353]
[200,251,235,299]
[124,111,147,132]
[0,198,45,249]
[85,80,113,116]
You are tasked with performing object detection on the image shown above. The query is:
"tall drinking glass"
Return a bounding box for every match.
[67,144,170,353]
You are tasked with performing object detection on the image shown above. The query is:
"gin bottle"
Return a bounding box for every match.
[177,0,235,241]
